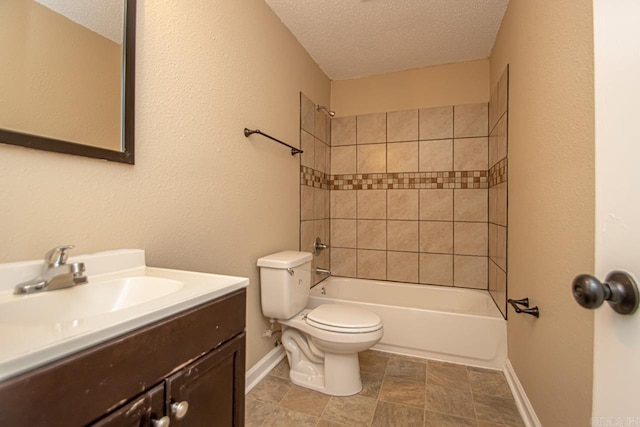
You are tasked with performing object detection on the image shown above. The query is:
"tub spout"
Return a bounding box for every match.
[316,268,331,276]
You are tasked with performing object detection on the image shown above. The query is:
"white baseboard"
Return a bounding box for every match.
[504,359,542,427]
[245,345,286,394]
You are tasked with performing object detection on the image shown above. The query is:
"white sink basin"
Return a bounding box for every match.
[0,249,248,382]
[0,277,184,326]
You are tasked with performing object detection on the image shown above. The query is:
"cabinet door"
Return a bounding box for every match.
[90,383,165,427]
[166,333,245,427]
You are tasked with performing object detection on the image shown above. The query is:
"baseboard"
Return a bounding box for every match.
[245,345,286,394]
[504,359,542,427]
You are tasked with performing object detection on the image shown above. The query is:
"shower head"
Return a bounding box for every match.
[316,105,336,118]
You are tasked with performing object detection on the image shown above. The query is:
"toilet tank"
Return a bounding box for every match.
[257,251,313,319]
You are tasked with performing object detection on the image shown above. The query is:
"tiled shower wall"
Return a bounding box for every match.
[488,67,509,317]
[299,94,331,285]
[328,103,490,289]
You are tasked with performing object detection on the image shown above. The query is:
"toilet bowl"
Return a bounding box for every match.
[257,251,383,396]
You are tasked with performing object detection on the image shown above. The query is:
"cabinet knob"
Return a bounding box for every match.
[171,401,189,420]
[152,416,171,427]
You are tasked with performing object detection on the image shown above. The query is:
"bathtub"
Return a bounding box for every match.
[308,277,507,369]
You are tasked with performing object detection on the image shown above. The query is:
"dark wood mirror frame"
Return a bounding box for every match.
[0,0,136,164]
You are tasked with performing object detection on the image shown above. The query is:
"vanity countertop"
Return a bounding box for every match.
[0,249,248,382]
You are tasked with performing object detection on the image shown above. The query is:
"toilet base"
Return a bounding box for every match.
[288,352,363,396]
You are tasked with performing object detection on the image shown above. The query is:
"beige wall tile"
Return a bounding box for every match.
[315,108,328,143]
[496,114,508,163]
[419,140,453,172]
[331,190,356,219]
[387,110,419,142]
[454,137,488,171]
[496,224,507,271]
[496,182,507,226]
[357,113,387,144]
[489,132,499,169]
[301,94,315,135]
[357,249,387,280]
[489,86,498,134]
[357,219,387,250]
[357,144,387,174]
[419,189,454,221]
[495,263,507,317]
[331,145,356,175]
[454,103,488,138]
[388,141,418,173]
[454,255,488,289]
[488,223,498,260]
[454,189,488,222]
[331,219,357,249]
[300,130,315,168]
[387,220,419,252]
[419,253,453,286]
[387,251,419,283]
[497,68,508,121]
[419,106,453,140]
[488,258,498,294]
[358,190,387,219]
[454,222,488,256]
[419,221,453,254]
[331,248,356,277]
[314,187,326,219]
[331,116,357,146]
[314,139,327,173]
[388,189,419,220]
[488,187,497,225]
[314,219,326,245]
[300,220,314,254]
[301,185,314,221]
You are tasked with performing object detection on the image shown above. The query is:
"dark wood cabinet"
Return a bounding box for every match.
[0,289,246,427]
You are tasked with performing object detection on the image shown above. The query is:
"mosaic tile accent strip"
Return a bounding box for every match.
[489,158,508,188]
[329,171,488,190]
[300,166,329,189]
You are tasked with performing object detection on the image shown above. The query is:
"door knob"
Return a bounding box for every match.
[572,271,639,315]
[152,416,170,427]
[171,401,189,420]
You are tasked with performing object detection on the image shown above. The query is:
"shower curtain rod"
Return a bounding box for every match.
[243,128,303,156]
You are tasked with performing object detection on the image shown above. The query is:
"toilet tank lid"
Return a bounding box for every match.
[257,251,313,268]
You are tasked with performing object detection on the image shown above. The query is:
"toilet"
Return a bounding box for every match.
[257,250,383,396]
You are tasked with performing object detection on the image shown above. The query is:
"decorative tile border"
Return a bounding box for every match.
[301,166,488,190]
[489,157,508,187]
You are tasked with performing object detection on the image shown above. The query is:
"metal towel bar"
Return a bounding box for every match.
[243,128,303,156]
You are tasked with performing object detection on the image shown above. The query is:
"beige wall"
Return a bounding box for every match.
[0,0,121,150]
[331,59,490,117]
[0,0,330,370]
[490,0,595,425]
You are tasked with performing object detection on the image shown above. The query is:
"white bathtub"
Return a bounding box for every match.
[308,277,507,369]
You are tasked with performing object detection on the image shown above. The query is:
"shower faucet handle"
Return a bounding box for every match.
[314,237,328,256]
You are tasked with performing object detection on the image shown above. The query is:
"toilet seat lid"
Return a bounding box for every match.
[306,304,382,333]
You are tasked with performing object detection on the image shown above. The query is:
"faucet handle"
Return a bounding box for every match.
[45,245,75,267]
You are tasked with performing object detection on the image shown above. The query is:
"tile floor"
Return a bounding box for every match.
[246,350,524,427]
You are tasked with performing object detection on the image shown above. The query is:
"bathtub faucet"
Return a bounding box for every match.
[315,268,331,276]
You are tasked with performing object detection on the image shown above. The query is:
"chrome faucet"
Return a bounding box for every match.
[14,245,88,295]
[315,268,331,276]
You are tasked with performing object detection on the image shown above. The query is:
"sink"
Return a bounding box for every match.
[0,249,249,382]
[0,277,184,326]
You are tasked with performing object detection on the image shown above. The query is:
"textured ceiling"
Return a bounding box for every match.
[265,0,509,80]
[35,0,124,44]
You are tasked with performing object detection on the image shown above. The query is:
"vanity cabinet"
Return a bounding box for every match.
[0,289,246,427]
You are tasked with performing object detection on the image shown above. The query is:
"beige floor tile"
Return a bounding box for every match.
[360,372,384,398]
[371,400,424,427]
[477,421,515,427]
[474,394,524,426]
[385,357,427,382]
[269,357,289,379]
[468,367,512,398]
[359,350,390,375]
[247,375,291,404]
[424,410,477,426]
[321,395,378,427]
[427,360,471,391]
[278,384,330,417]
[425,383,475,419]
[379,377,426,408]
[389,352,429,365]
[261,406,318,427]
[316,419,352,427]
[244,398,277,427]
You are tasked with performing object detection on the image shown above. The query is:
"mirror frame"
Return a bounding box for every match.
[0,0,136,164]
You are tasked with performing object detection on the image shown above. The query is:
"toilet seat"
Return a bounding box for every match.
[305,304,382,333]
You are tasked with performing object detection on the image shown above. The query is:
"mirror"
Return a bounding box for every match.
[0,0,136,164]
